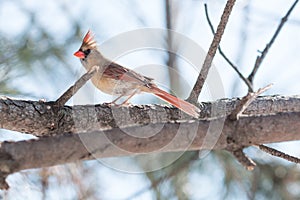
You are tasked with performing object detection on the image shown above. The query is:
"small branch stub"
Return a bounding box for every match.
[233,149,256,171]
[229,84,273,120]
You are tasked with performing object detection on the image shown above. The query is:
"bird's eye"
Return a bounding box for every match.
[84,49,91,55]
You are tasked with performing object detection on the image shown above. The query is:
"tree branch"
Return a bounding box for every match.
[0,110,300,189]
[188,0,236,103]
[248,0,299,84]
[1,95,300,136]
[232,149,256,171]
[258,144,300,164]
[55,65,99,107]
[229,84,273,120]
[204,3,254,92]
[0,95,300,188]
[227,84,272,169]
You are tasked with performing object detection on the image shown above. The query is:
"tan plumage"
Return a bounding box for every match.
[74,30,200,118]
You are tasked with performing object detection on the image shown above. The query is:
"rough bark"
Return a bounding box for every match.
[0,111,299,182]
[0,95,300,188]
[1,95,299,136]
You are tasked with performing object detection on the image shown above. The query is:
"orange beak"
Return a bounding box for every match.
[74,50,85,59]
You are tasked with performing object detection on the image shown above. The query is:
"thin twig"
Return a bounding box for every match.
[248,0,299,84]
[165,0,179,94]
[229,83,273,120]
[258,144,300,164]
[233,149,256,170]
[204,4,254,92]
[55,66,99,107]
[187,0,236,103]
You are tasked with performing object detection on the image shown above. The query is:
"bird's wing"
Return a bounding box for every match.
[103,62,153,87]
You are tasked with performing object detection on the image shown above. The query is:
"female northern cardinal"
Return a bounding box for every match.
[74,30,200,118]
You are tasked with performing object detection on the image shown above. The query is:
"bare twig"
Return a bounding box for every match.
[229,84,273,120]
[188,0,236,103]
[165,0,179,94]
[55,66,99,107]
[233,149,256,170]
[204,4,254,92]
[248,0,299,84]
[258,144,300,164]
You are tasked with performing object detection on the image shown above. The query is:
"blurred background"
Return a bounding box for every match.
[1,0,300,199]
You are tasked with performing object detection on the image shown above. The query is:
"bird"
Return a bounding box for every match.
[74,30,200,118]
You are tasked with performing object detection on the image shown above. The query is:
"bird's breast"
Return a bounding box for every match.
[91,73,138,95]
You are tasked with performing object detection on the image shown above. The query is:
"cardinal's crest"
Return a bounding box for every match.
[82,30,97,48]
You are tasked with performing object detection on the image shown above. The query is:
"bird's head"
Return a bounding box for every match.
[74,30,103,70]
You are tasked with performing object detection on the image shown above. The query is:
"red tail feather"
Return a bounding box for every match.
[150,87,200,118]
